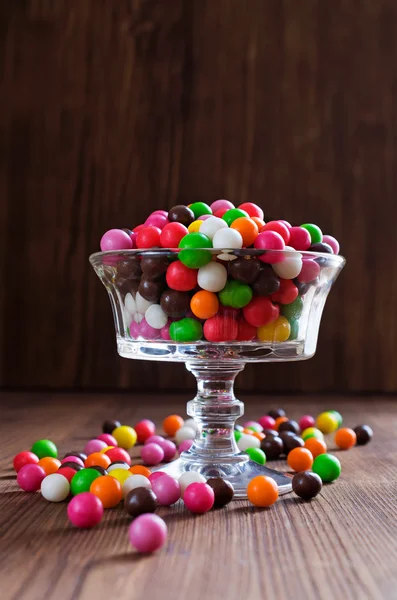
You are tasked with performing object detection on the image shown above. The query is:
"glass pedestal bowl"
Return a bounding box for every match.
[90,248,345,498]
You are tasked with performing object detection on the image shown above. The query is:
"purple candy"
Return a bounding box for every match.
[144,435,165,446]
[156,439,176,462]
[100,229,133,252]
[151,474,180,506]
[141,443,164,466]
[139,318,161,340]
[178,439,193,453]
[97,433,118,446]
[129,514,167,553]
[84,439,108,456]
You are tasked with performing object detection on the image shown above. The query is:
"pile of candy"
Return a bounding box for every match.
[98,200,341,343]
[12,410,372,554]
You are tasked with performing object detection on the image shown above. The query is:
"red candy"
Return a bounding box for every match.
[136,226,162,249]
[261,221,290,244]
[203,315,238,342]
[134,419,156,444]
[239,202,264,220]
[57,466,78,482]
[271,279,298,305]
[105,447,131,465]
[236,317,257,341]
[288,226,311,251]
[160,222,189,248]
[166,261,198,292]
[243,297,279,327]
[13,451,39,472]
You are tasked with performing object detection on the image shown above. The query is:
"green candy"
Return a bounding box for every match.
[246,447,267,465]
[328,410,343,427]
[179,232,212,268]
[179,232,212,249]
[219,280,253,309]
[70,468,101,495]
[234,430,242,442]
[288,318,299,340]
[31,439,58,459]
[301,427,324,441]
[282,296,303,320]
[300,223,323,244]
[169,318,203,342]
[312,454,341,482]
[222,208,249,227]
[189,202,212,219]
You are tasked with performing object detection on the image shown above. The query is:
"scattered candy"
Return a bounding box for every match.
[102,419,121,434]
[334,427,357,450]
[246,447,267,465]
[122,474,152,498]
[129,465,152,478]
[301,427,324,441]
[179,471,206,494]
[278,419,300,435]
[108,468,133,485]
[178,439,194,453]
[247,475,278,507]
[125,488,157,518]
[312,454,341,482]
[90,475,122,508]
[258,415,276,430]
[292,471,322,500]
[316,411,339,434]
[260,436,284,460]
[183,482,215,513]
[206,478,234,506]
[112,426,137,450]
[84,439,108,456]
[67,492,104,528]
[129,514,167,553]
[304,437,327,458]
[17,464,46,492]
[108,461,130,472]
[279,432,304,454]
[134,419,156,443]
[163,414,185,436]
[237,433,260,451]
[354,424,373,445]
[37,457,62,475]
[175,426,196,445]
[151,473,181,506]
[141,443,164,466]
[31,439,58,460]
[105,447,131,465]
[70,468,101,496]
[13,451,39,472]
[298,415,315,431]
[287,447,314,472]
[85,452,111,469]
[41,473,70,502]
[97,434,118,446]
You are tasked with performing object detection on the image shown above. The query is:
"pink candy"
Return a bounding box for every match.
[210,199,235,213]
[323,234,340,254]
[183,482,215,513]
[145,214,169,229]
[17,464,46,492]
[97,433,118,446]
[298,259,321,283]
[151,474,181,506]
[141,443,164,466]
[258,415,276,430]
[148,471,166,484]
[139,318,161,340]
[288,226,311,251]
[129,514,167,553]
[299,415,315,431]
[100,229,133,252]
[61,456,84,467]
[178,439,193,453]
[254,231,285,263]
[156,439,176,462]
[145,435,165,446]
[83,439,108,456]
[129,320,141,338]
[243,420,263,432]
[67,492,103,528]
[160,321,172,341]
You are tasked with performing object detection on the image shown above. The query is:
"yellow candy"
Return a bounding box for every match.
[301,427,324,441]
[108,468,132,485]
[316,412,339,434]
[112,425,137,450]
[100,445,115,454]
[257,316,290,343]
[188,219,204,233]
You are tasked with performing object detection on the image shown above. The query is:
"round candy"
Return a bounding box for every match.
[136,226,162,249]
[145,435,165,446]
[238,203,264,220]
[328,410,343,427]
[297,258,320,283]
[168,205,195,226]
[152,473,181,506]
[260,436,283,460]
[108,468,132,485]
[246,447,267,465]
[37,457,62,475]
[237,433,260,451]
[166,261,198,292]
[280,433,304,454]
[312,453,341,482]
[31,439,57,459]
[243,296,279,328]
[125,487,157,518]
[190,290,219,319]
[270,279,298,305]
[160,222,189,247]
[145,304,168,329]
[184,482,215,513]
[138,279,164,304]
[212,228,243,250]
[243,421,263,432]
[316,412,339,434]
[61,461,83,471]
[129,514,167,553]
[197,261,228,293]
[258,415,276,430]
[304,437,327,458]
[229,257,261,284]
[353,424,373,445]
[90,475,123,508]
[260,221,290,244]
[206,477,234,506]
[254,231,285,263]
[299,415,315,431]
[203,315,238,342]
[281,296,303,321]
[108,461,130,472]
[274,417,288,431]
[63,451,87,462]
[179,471,206,495]
[145,213,169,229]
[288,226,311,251]
[106,447,131,465]
[236,317,257,341]
[141,255,169,279]
[301,427,324,441]
[199,216,228,240]
[300,223,323,244]
[334,427,356,450]
[257,316,291,343]
[123,474,152,498]
[252,265,280,296]
[112,426,137,450]
[156,439,177,462]
[129,465,152,478]
[179,439,194,452]
[97,433,118,446]
[189,202,212,219]
[287,447,313,472]
[84,439,108,456]
[219,280,253,309]
[100,229,132,251]
[169,317,203,342]
[141,443,164,466]
[163,414,184,436]
[70,468,101,496]
[210,199,235,213]
[278,420,300,435]
[85,452,111,469]
[149,471,166,484]
[134,419,156,443]
[13,451,39,472]
[160,289,190,318]
[175,426,196,444]
[222,208,249,226]
[88,466,108,476]
[17,464,46,492]
[188,219,204,233]
[322,234,340,254]
[247,475,278,507]
[272,251,303,279]
[292,471,322,500]
[67,492,103,528]
[267,408,286,419]
[230,217,258,246]
[310,242,333,254]
[57,466,79,482]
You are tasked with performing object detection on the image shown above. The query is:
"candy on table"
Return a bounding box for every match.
[151,473,181,506]
[287,447,314,472]
[67,492,104,528]
[106,447,131,465]
[353,424,373,445]
[267,408,286,419]
[129,465,152,478]
[328,410,343,427]
[70,468,101,496]
[61,461,83,471]
[156,439,177,462]
[108,468,133,485]
[141,443,164,466]
[237,433,260,451]
[129,514,167,553]
[260,436,284,460]
[108,461,130,472]
[312,453,341,482]
[31,439,58,459]
[247,475,279,507]
[122,474,152,498]
[298,415,315,431]
[85,452,111,469]
[279,432,304,454]
[88,465,108,476]
[243,420,263,433]
[274,416,289,430]
[179,471,206,495]
[258,415,276,430]
[84,439,108,456]
[277,419,300,435]
[174,426,196,445]
[111,425,137,450]
[89,475,123,508]
[178,439,194,452]
[183,482,215,513]
[292,471,322,500]
[17,464,46,492]
[149,471,167,484]
[304,437,327,458]
[13,451,39,472]
[37,457,62,475]
[97,433,118,446]
[301,427,324,441]
[246,447,267,465]
[125,488,158,518]
[144,435,165,446]
[63,451,87,461]
[315,411,339,434]
[163,414,184,436]
[57,466,79,482]
[206,477,234,506]
[134,419,156,443]
[334,427,357,450]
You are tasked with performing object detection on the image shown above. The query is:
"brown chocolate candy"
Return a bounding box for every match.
[117,257,142,279]
[102,419,121,434]
[60,461,83,471]
[138,278,165,302]
[63,451,87,462]
[141,255,169,279]
[353,424,373,445]
[260,436,283,460]
[292,470,322,500]
[252,265,280,296]
[278,419,300,435]
[87,465,108,476]
[206,477,234,507]
[228,257,261,285]
[168,205,195,227]
[267,408,286,419]
[160,290,191,318]
[279,432,304,454]
[125,487,157,518]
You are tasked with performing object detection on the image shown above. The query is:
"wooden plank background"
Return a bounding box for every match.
[0,0,396,392]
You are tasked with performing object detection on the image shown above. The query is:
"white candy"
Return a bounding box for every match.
[134,312,144,324]
[41,473,70,502]
[124,293,137,316]
[197,262,228,293]
[175,426,196,444]
[145,304,168,329]
[183,418,198,433]
[237,433,260,451]
[123,307,133,328]
[212,228,243,250]
[122,474,151,498]
[108,462,130,472]
[136,291,154,314]
[199,216,228,240]
[179,471,206,494]
[272,248,303,279]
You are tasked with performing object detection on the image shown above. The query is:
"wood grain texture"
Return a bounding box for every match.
[1,1,397,391]
[1,392,397,600]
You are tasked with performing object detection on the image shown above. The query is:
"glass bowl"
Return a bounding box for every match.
[90,248,345,498]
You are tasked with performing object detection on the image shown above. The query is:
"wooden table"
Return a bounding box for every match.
[1,392,396,600]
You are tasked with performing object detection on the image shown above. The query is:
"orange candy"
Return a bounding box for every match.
[38,457,61,475]
[247,475,279,507]
[251,217,265,230]
[335,427,357,450]
[90,475,122,508]
[190,291,219,320]
[163,414,184,436]
[287,447,314,472]
[129,465,152,478]
[231,217,259,247]
[274,416,289,431]
[304,437,327,458]
[252,431,265,441]
[85,452,111,469]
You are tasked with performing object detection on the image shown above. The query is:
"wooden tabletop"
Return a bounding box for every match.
[1,392,396,600]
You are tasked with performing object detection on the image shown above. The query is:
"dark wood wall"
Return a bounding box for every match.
[1,0,396,393]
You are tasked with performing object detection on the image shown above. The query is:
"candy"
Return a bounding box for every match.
[31,439,57,459]
[238,203,264,220]
[261,221,290,244]
[274,416,288,430]
[267,408,286,419]
[37,457,62,475]
[163,414,184,436]
[191,290,219,319]
[61,461,83,471]
[288,226,311,251]
[222,208,249,226]
[136,226,162,249]
[151,473,181,506]
[257,316,291,343]
[281,296,303,321]
[206,477,234,506]
[169,317,203,342]
[134,419,156,443]
[70,468,101,496]
[353,424,373,445]
[278,419,300,434]
[210,199,235,213]
[17,464,46,492]
[145,213,169,229]
[156,439,177,462]
[179,233,212,268]
[106,447,131,465]
[144,435,165,446]
[188,219,204,233]
[13,451,39,472]
[160,222,189,247]
[258,415,276,430]
[63,451,87,462]
[236,317,257,340]
[315,412,339,434]
[112,426,137,450]
[184,482,215,513]
[328,410,343,427]
[166,261,197,292]
[97,433,118,446]
[138,279,164,304]
[189,202,212,219]
[141,443,164,466]
[199,216,228,240]
[260,436,283,460]
[254,231,285,263]
[247,475,278,507]
[179,471,206,494]
[90,475,122,508]
[122,474,152,498]
[243,296,279,328]
[237,433,260,451]
[197,262,228,293]
[84,452,111,469]
[125,488,157,518]
[272,250,303,279]
[178,439,194,452]
[246,447,267,465]
[304,437,327,458]
[279,432,304,454]
[229,257,261,285]
[160,289,191,318]
[57,466,78,482]
[301,427,324,441]
[141,255,169,279]
[243,421,263,432]
[297,259,320,283]
[88,465,108,476]
[168,205,195,226]
[175,426,196,444]
[298,415,315,431]
[129,514,167,553]
[84,439,108,456]
[287,447,314,472]
[108,461,130,472]
[203,315,238,342]
[322,235,340,254]
[108,468,132,485]
[334,427,357,450]
[67,492,103,528]
[312,454,341,482]
[300,223,323,244]
[219,280,253,309]
[129,465,152,478]
[100,229,133,252]
[310,242,333,254]
[292,471,322,500]
[270,279,298,305]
